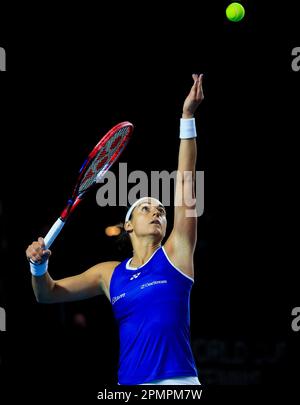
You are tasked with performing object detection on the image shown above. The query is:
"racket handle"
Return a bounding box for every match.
[44,218,65,249]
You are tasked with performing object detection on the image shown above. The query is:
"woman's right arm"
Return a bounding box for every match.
[26,237,119,303]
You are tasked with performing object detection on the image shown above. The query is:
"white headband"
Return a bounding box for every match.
[125,197,163,223]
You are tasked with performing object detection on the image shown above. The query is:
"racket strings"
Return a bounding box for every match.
[78,126,131,194]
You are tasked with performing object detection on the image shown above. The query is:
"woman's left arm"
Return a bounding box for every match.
[165,74,204,275]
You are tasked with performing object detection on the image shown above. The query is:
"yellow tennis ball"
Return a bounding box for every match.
[226,2,245,22]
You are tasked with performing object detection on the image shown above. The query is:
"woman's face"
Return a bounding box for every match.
[128,198,167,239]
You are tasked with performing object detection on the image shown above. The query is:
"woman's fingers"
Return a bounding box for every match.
[26,239,51,263]
[196,74,204,101]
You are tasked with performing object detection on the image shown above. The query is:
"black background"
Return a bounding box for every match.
[0,0,299,402]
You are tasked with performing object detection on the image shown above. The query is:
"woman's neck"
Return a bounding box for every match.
[130,240,161,267]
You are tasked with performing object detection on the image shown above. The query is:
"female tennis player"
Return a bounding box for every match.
[26,73,204,385]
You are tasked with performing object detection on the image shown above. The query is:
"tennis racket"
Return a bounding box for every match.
[43,121,134,249]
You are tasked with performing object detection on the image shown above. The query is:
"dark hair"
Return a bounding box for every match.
[115,222,132,255]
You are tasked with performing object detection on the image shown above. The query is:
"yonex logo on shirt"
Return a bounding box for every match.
[130,272,141,281]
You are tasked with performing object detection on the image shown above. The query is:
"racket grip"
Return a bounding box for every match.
[44,218,65,249]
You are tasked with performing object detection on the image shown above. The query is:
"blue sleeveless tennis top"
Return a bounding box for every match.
[109,246,198,385]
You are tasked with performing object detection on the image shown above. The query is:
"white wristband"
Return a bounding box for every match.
[30,260,48,277]
[180,118,197,139]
